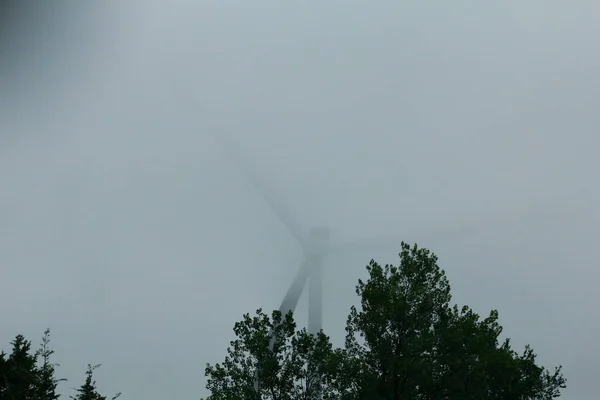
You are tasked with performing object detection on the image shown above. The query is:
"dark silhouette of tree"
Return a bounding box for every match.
[0,242,567,400]
[0,334,39,399]
[0,331,120,400]
[202,309,341,400]
[341,242,566,400]
[70,364,120,400]
[204,242,566,400]
[35,329,65,400]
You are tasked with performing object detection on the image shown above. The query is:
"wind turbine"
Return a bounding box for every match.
[217,133,580,331]
[216,133,334,336]
[214,133,585,395]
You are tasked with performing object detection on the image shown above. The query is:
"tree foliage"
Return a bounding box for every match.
[205,242,566,400]
[36,329,66,400]
[0,242,567,400]
[343,242,566,400]
[0,330,120,400]
[70,364,120,400]
[0,334,39,400]
[202,309,342,400]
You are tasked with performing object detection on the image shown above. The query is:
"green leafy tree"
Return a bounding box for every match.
[70,364,120,400]
[342,242,566,400]
[202,309,342,400]
[205,242,567,399]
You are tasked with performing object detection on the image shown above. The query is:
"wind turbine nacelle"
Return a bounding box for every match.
[307,227,330,254]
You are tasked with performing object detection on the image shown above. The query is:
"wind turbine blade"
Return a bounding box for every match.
[278,258,310,315]
[214,132,307,247]
[254,259,310,394]
[327,203,588,256]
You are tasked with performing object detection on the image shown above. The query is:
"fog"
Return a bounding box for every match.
[1,2,598,399]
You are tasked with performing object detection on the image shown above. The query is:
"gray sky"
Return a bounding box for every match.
[1,1,599,399]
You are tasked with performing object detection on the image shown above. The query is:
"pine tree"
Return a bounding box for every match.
[70,364,120,400]
[34,329,66,400]
[1,334,39,400]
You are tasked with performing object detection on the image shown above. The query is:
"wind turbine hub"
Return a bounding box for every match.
[307,226,330,255]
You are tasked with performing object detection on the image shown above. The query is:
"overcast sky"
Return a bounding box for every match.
[1,1,599,399]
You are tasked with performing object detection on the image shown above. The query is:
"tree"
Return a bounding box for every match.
[202,309,341,400]
[0,334,39,400]
[342,241,566,400]
[70,364,120,400]
[35,329,66,400]
[0,330,120,400]
[204,242,566,399]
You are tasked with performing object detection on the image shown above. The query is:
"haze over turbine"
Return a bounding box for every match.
[0,2,598,399]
